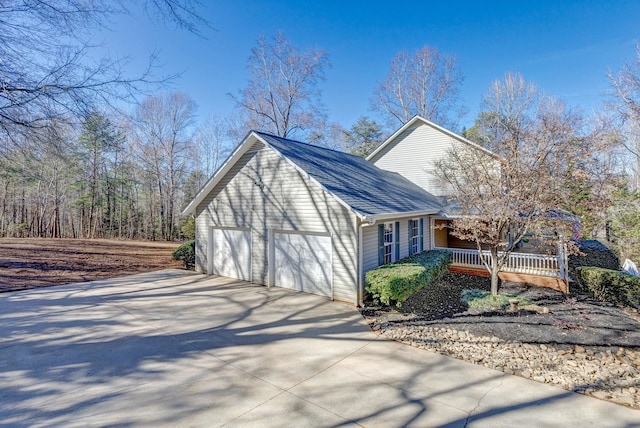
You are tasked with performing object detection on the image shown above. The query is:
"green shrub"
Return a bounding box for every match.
[461,289,543,312]
[365,250,452,307]
[569,240,620,291]
[180,216,196,240]
[575,266,640,307]
[460,288,489,304]
[172,240,195,270]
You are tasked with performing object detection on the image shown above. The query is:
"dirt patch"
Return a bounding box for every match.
[0,238,183,292]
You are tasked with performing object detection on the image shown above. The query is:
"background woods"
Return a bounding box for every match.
[1,1,640,257]
[0,91,239,240]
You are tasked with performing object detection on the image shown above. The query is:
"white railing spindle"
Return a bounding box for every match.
[443,247,560,278]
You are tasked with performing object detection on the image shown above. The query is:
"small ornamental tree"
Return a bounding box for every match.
[434,73,606,295]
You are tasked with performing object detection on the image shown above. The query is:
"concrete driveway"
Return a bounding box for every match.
[1,270,639,427]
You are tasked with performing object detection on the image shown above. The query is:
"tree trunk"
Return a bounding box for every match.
[490,247,500,296]
[490,267,500,296]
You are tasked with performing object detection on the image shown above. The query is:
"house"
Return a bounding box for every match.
[182,117,569,305]
[182,130,442,305]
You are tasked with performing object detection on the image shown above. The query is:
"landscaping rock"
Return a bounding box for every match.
[376,323,640,409]
[362,273,640,410]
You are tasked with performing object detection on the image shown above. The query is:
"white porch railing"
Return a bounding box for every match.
[445,248,562,278]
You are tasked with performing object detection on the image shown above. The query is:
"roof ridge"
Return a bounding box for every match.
[254,130,368,162]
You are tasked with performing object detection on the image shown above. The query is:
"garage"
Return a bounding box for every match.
[209,227,251,281]
[273,232,332,298]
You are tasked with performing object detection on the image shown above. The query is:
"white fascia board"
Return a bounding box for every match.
[366,116,425,161]
[181,131,259,216]
[366,115,499,161]
[362,209,441,225]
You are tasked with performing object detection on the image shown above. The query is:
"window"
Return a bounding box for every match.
[409,219,420,255]
[383,222,394,264]
[409,218,424,255]
[378,222,400,265]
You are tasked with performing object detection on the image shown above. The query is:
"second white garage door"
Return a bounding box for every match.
[211,227,251,281]
[274,232,332,298]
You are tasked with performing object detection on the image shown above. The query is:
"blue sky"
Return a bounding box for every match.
[101,0,640,131]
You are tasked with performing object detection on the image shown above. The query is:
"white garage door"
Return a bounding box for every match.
[210,228,251,281]
[274,232,332,297]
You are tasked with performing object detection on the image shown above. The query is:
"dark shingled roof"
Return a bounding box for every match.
[256,132,443,217]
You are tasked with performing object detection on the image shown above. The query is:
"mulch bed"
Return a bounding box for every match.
[361,272,640,348]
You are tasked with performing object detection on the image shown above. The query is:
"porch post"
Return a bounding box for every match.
[557,242,569,282]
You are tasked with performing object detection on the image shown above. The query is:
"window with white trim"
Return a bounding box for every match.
[383,222,394,264]
[409,219,420,255]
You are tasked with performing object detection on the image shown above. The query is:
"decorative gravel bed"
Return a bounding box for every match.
[361,272,640,409]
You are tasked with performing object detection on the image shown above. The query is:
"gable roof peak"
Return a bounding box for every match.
[183,128,444,218]
[366,115,497,161]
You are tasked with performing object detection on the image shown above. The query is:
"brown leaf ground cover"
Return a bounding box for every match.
[0,238,182,292]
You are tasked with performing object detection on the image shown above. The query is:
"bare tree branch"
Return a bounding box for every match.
[371,45,466,130]
[230,32,330,139]
[434,72,608,295]
[0,0,207,140]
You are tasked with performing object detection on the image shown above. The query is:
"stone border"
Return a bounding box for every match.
[369,320,640,409]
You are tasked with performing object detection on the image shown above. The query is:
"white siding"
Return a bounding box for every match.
[194,142,358,304]
[361,215,432,282]
[362,223,380,275]
[424,216,433,251]
[369,123,465,196]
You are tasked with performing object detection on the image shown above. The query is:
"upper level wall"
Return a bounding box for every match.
[369,122,465,197]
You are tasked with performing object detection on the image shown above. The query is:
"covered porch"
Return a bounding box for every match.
[431,219,569,293]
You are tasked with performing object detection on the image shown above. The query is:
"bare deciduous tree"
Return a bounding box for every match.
[0,0,206,141]
[609,43,640,129]
[435,73,594,295]
[608,43,640,190]
[183,115,234,203]
[131,92,197,240]
[193,115,233,178]
[372,45,465,129]
[231,32,330,138]
[302,121,348,151]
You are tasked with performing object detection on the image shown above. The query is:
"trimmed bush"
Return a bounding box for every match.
[569,240,620,291]
[575,266,640,307]
[365,249,452,307]
[172,240,195,270]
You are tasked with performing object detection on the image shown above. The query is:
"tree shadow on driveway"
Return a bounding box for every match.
[2,273,638,427]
